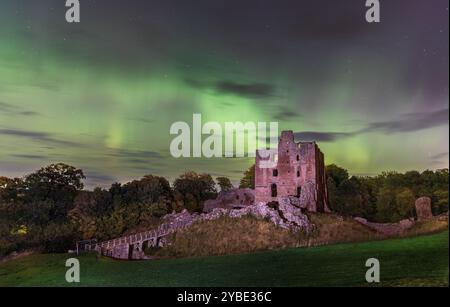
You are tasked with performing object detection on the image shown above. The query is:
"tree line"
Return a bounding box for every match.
[0,163,448,257]
[237,164,448,222]
[0,164,235,256]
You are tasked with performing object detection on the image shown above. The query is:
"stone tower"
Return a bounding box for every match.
[255,130,329,212]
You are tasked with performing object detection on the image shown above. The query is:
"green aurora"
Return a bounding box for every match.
[0,0,448,188]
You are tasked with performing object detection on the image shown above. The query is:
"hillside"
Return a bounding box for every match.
[151,212,448,259]
[0,230,447,287]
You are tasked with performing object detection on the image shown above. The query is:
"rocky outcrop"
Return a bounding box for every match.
[278,197,311,230]
[165,200,313,234]
[203,189,255,213]
[415,197,433,221]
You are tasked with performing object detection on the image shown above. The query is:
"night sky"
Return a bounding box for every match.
[0,0,448,188]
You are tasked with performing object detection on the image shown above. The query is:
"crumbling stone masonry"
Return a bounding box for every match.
[203,188,255,213]
[255,130,329,212]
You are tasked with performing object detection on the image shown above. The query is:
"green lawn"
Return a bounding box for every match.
[0,231,448,287]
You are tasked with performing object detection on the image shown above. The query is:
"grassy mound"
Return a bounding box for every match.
[154,213,384,258]
[304,213,383,246]
[153,215,299,258]
[403,218,448,237]
[153,212,448,259]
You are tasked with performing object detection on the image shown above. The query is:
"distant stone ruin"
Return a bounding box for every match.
[415,196,433,221]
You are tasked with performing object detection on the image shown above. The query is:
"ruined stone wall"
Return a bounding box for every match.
[276,131,301,198]
[313,144,328,212]
[354,217,415,236]
[255,148,277,203]
[255,130,328,212]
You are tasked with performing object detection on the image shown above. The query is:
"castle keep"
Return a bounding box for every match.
[255,130,329,212]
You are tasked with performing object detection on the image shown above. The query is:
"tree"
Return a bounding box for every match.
[0,177,24,203]
[120,175,172,205]
[173,171,217,212]
[25,163,85,192]
[239,164,255,189]
[376,187,398,222]
[326,177,338,211]
[330,178,364,216]
[396,188,415,219]
[23,163,85,221]
[432,189,448,214]
[326,164,349,187]
[0,176,13,188]
[216,177,233,192]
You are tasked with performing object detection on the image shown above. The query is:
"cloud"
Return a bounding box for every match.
[361,108,449,134]
[86,174,116,183]
[0,102,18,112]
[430,152,449,160]
[184,78,276,99]
[294,109,449,143]
[274,108,301,121]
[106,149,163,159]
[215,81,275,98]
[18,111,40,116]
[429,152,449,165]
[10,154,46,160]
[294,131,355,142]
[83,171,118,188]
[0,101,40,117]
[0,129,81,147]
[127,117,155,124]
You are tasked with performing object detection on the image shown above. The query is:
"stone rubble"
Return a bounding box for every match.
[163,198,313,234]
[203,188,255,213]
[354,217,415,236]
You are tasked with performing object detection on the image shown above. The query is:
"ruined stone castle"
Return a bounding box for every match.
[255,130,329,212]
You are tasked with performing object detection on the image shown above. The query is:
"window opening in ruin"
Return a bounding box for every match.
[271,184,278,197]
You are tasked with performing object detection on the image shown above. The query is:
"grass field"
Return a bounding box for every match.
[0,231,448,287]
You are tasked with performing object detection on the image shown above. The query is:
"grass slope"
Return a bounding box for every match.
[0,231,448,287]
